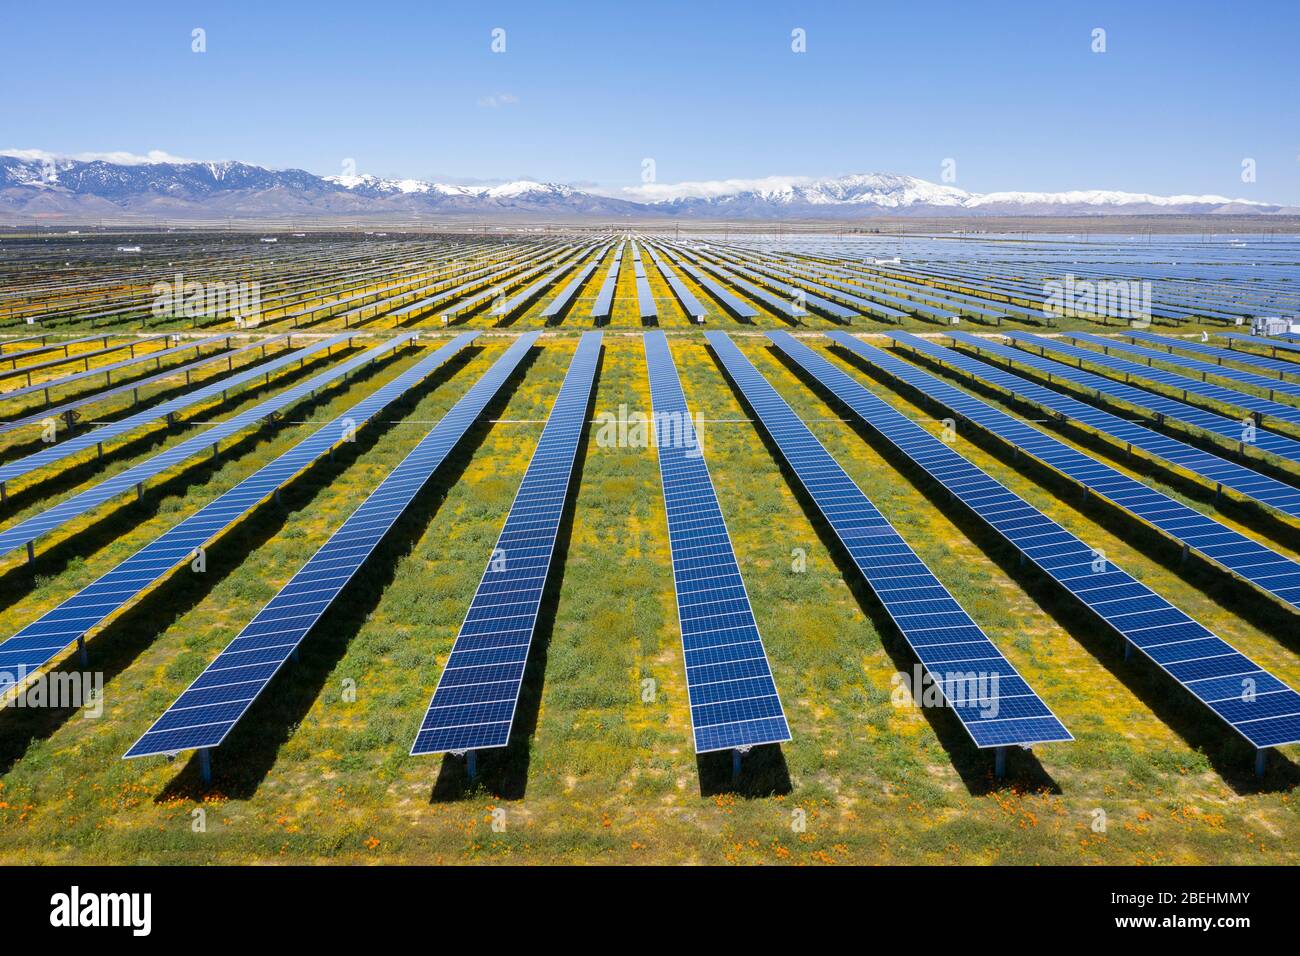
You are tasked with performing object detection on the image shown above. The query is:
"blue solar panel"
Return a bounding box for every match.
[888,332,1300,521]
[644,243,707,320]
[411,332,602,755]
[1071,332,1300,400]
[0,333,480,700]
[0,334,294,439]
[0,333,232,404]
[1006,332,1300,427]
[671,258,760,320]
[590,244,623,321]
[1128,330,1300,380]
[784,332,1300,751]
[0,335,170,388]
[699,252,859,322]
[540,251,603,320]
[125,332,537,759]
[955,332,1300,467]
[1220,332,1300,359]
[0,333,344,492]
[688,253,804,321]
[849,331,1300,614]
[0,333,409,561]
[0,333,110,370]
[706,331,1070,749]
[642,330,791,753]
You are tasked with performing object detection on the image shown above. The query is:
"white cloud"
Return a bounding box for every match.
[605,174,813,203]
[476,93,520,109]
[0,148,197,165]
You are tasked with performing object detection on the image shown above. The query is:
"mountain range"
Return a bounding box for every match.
[1,155,1291,222]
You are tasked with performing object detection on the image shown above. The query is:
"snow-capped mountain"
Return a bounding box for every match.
[645,173,1279,218]
[0,153,1290,221]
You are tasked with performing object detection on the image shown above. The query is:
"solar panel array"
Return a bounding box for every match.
[789,332,1300,750]
[1128,330,1300,380]
[0,333,230,404]
[642,330,791,753]
[891,332,1300,521]
[126,332,539,758]
[706,331,1070,748]
[827,332,1300,615]
[590,244,623,321]
[0,334,293,438]
[411,331,602,755]
[957,332,1300,467]
[1006,332,1300,428]
[1071,332,1300,400]
[0,333,346,492]
[0,335,169,387]
[1,332,480,699]
[1221,332,1300,358]
[0,333,410,560]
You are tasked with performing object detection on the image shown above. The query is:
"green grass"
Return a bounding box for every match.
[0,331,1296,864]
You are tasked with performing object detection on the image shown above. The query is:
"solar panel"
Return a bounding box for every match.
[706,331,1070,751]
[0,333,411,561]
[630,243,658,321]
[0,333,109,369]
[490,255,578,319]
[124,332,539,761]
[781,332,1300,753]
[590,245,623,321]
[956,332,1300,467]
[0,334,294,438]
[411,331,603,756]
[1007,332,1300,427]
[889,332,1300,522]
[689,254,804,321]
[671,258,759,319]
[641,330,791,754]
[699,253,857,322]
[540,257,601,320]
[1220,332,1300,359]
[0,332,351,496]
[1128,330,1300,380]
[0,333,232,405]
[0,332,481,699]
[824,331,1300,616]
[1070,332,1300,400]
[0,335,172,388]
[644,242,707,321]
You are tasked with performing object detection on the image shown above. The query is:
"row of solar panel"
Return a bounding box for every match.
[3,330,1295,784]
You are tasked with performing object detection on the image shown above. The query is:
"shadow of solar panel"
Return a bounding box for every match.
[411,332,602,756]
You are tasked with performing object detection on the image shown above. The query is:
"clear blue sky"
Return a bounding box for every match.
[4,0,1298,202]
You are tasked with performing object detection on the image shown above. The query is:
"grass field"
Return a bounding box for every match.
[1,327,1297,865]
